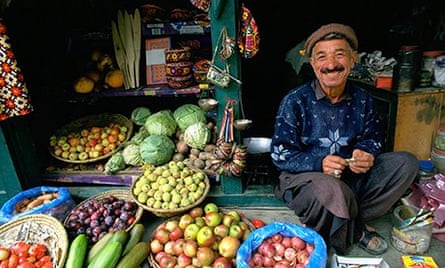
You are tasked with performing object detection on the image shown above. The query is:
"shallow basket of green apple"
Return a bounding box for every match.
[130,160,211,218]
[148,203,256,268]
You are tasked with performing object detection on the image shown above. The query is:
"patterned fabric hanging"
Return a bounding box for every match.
[238,3,260,59]
[0,18,33,122]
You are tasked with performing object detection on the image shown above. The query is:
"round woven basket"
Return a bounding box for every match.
[0,214,69,268]
[49,113,133,164]
[130,173,210,218]
[147,208,255,268]
[64,189,143,241]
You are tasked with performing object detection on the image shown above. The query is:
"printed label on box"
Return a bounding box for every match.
[401,255,438,268]
[145,37,171,85]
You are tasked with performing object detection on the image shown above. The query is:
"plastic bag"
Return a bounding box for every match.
[236,222,327,268]
[0,186,75,224]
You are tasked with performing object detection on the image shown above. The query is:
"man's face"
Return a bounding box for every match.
[309,39,357,92]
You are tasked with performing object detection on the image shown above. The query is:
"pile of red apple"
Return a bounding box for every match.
[248,233,315,268]
[150,203,252,268]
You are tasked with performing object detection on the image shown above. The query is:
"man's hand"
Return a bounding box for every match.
[322,155,348,178]
[348,149,374,174]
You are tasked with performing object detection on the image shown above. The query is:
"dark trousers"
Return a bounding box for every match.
[276,151,418,253]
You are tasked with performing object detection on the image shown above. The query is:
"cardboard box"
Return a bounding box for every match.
[145,37,171,85]
[330,254,390,268]
[401,255,438,268]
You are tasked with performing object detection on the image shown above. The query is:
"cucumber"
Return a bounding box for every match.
[87,232,114,265]
[65,233,88,268]
[116,242,150,268]
[122,223,145,256]
[110,229,129,245]
[87,240,123,268]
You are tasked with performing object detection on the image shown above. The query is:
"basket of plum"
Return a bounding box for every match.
[63,189,143,245]
[236,222,328,268]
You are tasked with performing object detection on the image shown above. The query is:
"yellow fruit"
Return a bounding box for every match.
[105,69,124,88]
[73,76,95,94]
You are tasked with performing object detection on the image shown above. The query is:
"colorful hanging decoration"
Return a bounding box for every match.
[238,3,260,59]
[0,19,33,122]
[210,99,248,176]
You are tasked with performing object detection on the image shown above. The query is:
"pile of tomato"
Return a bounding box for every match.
[0,241,53,268]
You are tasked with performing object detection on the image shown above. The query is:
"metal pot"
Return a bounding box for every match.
[243,137,271,154]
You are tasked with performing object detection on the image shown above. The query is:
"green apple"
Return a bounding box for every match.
[204,202,219,214]
[184,223,200,240]
[204,211,222,227]
[229,224,243,240]
[226,210,241,224]
[196,226,216,247]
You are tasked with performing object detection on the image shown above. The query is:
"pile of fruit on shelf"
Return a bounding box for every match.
[73,50,125,94]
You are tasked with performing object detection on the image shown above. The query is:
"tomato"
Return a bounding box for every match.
[28,244,47,260]
[36,256,51,265]
[40,262,53,268]
[251,219,266,228]
[8,254,19,268]
[10,242,29,256]
[0,260,8,268]
[17,262,35,268]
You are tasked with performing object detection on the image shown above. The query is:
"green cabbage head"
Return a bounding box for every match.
[139,134,175,166]
[183,122,211,150]
[144,110,177,137]
[173,104,206,131]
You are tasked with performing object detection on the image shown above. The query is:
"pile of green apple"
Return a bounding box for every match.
[132,160,208,210]
[150,203,252,268]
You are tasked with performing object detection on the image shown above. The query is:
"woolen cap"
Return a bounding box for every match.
[304,23,358,56]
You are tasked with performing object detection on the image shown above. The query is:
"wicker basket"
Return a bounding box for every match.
[49,113,133,164]
[64,189,143,242]
[130,172,210,218]
[147,208,255,268]
[0,214,69,268]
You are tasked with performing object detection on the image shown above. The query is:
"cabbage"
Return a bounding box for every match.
[130,126,149,144]
[131,106,152,126]
[104,151,126,174]
[122,143,143,166]
[144,109,177,136]
[139,134,175,165]
[183,122,211,150]
[173,104,206,131]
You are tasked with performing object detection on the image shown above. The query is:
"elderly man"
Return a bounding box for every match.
[271,23,418,255]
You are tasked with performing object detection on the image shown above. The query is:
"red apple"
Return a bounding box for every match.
[154,228,171,244]
[196,246,216,266]
[205,211,222,227]
[177,252,192,267]
[218,236,240,258]
[183,239,198,258]
[212,256,233,268]
[189,206,204,218]
[184,223,200,240]
[164,240,176,255]
[169,226,184,241]
[150,239,164,254]
[155,251,168,263]
[197,226,216,247]
[213,224,229,238]
[204,202,219,214]
[179,214,195,230]
[228,224,243,240]
[158,253,177,268]
[165,219,179,232]
[173,238,186,255]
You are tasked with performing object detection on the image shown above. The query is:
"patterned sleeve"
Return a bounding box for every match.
[270,92,324,173]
